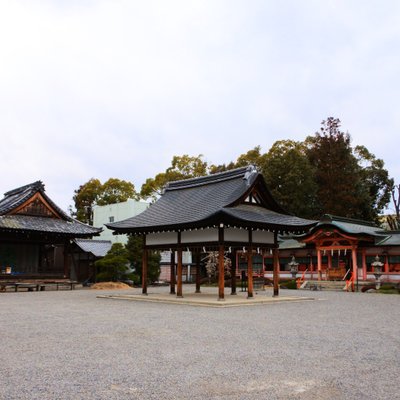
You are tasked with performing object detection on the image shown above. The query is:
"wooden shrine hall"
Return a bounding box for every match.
[108,166,316,300]
[0,181,101,280]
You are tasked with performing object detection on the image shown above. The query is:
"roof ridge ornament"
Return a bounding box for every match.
[243,165,258,186]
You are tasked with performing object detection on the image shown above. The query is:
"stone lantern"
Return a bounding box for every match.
[371,255,384,290]
[288,256,299,279]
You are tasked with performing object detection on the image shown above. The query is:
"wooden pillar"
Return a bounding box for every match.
[177,247,183,297]
[317,248,322,281]
[170,251,175,294]
[217,244,225,300]
[195,251,201,293]
[309,253,314,280]
[351,246,358,292]
[362,249,367,280]
[230,249,237,295]
[247,247,254,298]
[142,247,148,295]
[272,248,279,297]
[327,251,332,279]
[384,254,389,273]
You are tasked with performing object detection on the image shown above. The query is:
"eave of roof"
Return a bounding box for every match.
[74,239,112,257]
[0,215,101,237]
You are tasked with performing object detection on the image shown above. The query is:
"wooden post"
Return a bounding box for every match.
[177,247,183,297]
[195,251,201,293]
[317,248,322,281]
[142,248,148,295]
[230,250,237,295]
[362,249,367,280]
[170,251,175,294]
[351,246,358,292]
[273,248,279,297]
[327,251,332,280]
[384,254,389,273]
[247,247,254,298]
[218,244,225,300]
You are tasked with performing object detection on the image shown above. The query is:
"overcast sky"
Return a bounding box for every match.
[1,0,399,214]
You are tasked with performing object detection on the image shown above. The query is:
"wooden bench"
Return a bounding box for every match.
[38,281,77,291]
[0,280,78,292]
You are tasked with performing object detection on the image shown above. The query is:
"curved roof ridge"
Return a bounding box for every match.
[321,214,380,228]
[165,166,254,191]
[4,181,44,197]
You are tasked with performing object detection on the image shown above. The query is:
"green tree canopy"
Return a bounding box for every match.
[260,140,318,218]
[140,154,208,200]
[72,178,137,224]
[72,178,102,224]
[138,117,393,222]
[305,117,393,221]
[305,117,365,218]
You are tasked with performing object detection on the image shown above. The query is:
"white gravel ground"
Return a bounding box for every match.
[0,286,399,400]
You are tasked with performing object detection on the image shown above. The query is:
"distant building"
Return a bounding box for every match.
[93,199,149,244]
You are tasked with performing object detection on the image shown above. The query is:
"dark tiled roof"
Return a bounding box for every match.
[0,181,101,237]
[108,166,316,234]
[221,205,316,232]
[375,232,400,246]
[0,215,100,237]
[74,239,112,257]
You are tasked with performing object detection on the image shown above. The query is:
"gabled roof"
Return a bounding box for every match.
[108,166,316,234]
[74,239,112,257]
[0,181,101,238]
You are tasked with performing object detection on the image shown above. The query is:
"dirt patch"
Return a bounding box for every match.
[91,282,132,290]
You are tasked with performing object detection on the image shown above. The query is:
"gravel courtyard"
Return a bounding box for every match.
[0,286,399,400]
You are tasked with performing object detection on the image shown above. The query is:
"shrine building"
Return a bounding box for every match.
[107,166,316,299]
[0,181,101,280]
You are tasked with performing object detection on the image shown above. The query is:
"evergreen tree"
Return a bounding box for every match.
[95,243,130,282]
[260,140,318,218]
[306,118,369,219]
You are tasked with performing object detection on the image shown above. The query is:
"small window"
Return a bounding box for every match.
[109,216,114,223]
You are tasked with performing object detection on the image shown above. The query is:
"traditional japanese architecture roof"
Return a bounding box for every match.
[107,166,317,234]
[73,239,112,257]
[298,214,387,239]
[0,181,101,238]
